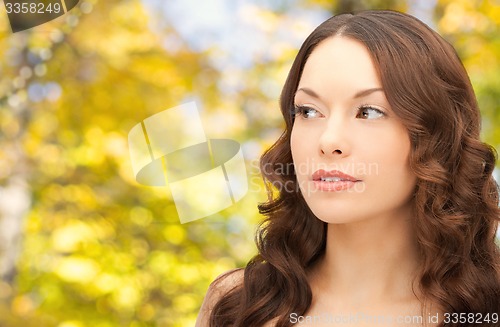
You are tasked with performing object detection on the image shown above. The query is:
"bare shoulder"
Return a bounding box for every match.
[210,268,245,295]
[195,268,245,327]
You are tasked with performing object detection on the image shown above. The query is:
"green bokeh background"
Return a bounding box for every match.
[0,0,498,326]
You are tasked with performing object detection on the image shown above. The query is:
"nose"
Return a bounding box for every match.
[318,118,350,158]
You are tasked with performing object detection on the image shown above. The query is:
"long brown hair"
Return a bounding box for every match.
[210,10,500,327]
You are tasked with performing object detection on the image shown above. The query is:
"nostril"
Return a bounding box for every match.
[320,149,343,155]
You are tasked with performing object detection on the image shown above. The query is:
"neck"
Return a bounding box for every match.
[310,204,422,308]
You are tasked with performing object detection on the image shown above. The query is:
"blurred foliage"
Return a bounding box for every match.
[435,0,500,142]
[0,0,498,326]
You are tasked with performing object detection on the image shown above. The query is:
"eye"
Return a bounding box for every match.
[293,105,324,119]
[356,105,385,119]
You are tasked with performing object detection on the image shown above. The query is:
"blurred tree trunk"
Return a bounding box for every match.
[0,169,31,282]
[0,27,70,284]
[0,43,32,283]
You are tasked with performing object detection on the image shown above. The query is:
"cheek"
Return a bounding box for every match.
[290,126,311,180]
[359,123,410,163]
[368,129,416,189]
[290,126,304,162]
[385,130,411,169]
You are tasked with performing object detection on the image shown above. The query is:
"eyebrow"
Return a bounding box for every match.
[295,87,384,100]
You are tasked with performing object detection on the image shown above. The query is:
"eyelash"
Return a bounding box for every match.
[293,105,386,120]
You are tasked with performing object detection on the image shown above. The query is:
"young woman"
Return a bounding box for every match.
[196,10,500,327]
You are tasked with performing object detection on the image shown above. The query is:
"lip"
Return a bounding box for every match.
[311,169,361,192]
[312,169,360,182]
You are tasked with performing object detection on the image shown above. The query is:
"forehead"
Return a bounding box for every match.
[299,36,382,93]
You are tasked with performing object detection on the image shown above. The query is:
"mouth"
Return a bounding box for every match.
[312,169,361,182]
[310,169,361,192]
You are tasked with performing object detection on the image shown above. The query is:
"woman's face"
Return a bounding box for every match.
[290,36,417,224]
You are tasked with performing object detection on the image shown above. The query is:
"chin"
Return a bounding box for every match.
[308,207,361,224]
